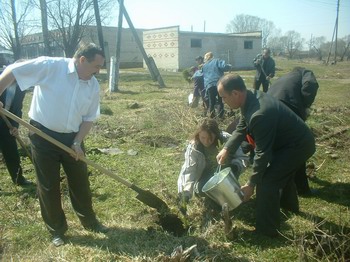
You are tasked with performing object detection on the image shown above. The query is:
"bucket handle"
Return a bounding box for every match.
[215,165,222,174]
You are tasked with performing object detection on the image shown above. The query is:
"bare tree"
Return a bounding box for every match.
[309,36,326,60]
[0,0,34,59]
[45,0,96,57]
[283,30,304,59]
[340,35,350,61]
[226,14,276,47]
[43,0,113,57]
[268,38,284,55]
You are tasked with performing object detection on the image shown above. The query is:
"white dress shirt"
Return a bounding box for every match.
[9,57,100,133]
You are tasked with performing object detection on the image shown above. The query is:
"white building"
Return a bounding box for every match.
[143,26,262,71]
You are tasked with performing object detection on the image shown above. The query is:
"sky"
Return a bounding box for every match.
[109,0,350,42]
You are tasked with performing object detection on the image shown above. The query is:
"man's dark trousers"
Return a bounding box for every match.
[29,122,98,236]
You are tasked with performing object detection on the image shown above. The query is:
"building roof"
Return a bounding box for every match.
[228,31,262,37]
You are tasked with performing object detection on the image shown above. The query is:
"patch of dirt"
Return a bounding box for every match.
[138,135,180,148]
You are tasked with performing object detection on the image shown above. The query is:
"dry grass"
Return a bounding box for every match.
[0,58,349,261]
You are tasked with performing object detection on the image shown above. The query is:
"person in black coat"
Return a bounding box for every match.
[268,67,319,195]
[253,48,275,92]
[0,78,32,186]
[217,74,315,237]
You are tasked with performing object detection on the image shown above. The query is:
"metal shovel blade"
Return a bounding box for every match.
[131,184,169,212]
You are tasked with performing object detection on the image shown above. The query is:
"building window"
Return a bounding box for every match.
[191,39,202,48]
[244,41,253,49]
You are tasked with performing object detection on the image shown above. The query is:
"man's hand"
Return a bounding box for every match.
[0,101,3,108]
[9,127,18,137]
[71,143,84,161]
[216,148,229,165]
[241,183,255,202]
[266,76,271,81]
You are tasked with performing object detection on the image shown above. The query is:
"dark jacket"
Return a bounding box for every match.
[224,90,315,186]
[254,56,275,80]
[268,68,319,120]
[0,84,25,133]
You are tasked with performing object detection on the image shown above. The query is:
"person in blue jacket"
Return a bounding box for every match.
[202,52,231,119]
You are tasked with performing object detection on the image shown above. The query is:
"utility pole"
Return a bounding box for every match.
[111,0,124,92]
[327,0,340,65]
[334,0,340,64]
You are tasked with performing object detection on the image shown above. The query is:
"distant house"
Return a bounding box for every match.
[21,26,144,68]
[143,26,262,71]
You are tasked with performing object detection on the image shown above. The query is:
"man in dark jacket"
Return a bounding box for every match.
[253,48,275,92]
[217,74,315,237]
[0,76,32,186]
[268,67,319,195]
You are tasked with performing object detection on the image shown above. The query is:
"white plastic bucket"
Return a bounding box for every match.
[202,167,244,211]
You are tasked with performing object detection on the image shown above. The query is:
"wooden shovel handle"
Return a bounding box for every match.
[0,107,133,188]
[0,113,32,161]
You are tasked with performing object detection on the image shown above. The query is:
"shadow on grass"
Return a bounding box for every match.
[298,210,350,234]
[194,198,292,250]
[108,90,140,95]
[68,226,250,261]
[0,183,37,199]
[308,176,350,207]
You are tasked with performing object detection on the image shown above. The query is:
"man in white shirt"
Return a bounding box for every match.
[0,43,107,247]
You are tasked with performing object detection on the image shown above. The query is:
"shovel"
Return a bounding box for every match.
[0,107,186,236]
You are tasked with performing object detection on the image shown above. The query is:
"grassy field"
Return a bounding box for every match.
[0,58,349,261]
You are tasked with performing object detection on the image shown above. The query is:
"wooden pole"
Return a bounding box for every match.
[117,0,165,88]
[112,0,124,92]
[333,0,340,64]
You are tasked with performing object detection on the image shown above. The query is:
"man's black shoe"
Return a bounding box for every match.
[16,178,34,187]
[52,235,65,247]
[85,222,109,233]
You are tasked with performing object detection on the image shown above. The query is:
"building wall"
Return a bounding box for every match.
[230,36,262,69]
[143,26,179,71]
[84,26,143,68]
[144,26,262,71]
[179,33,261,70]
[21,26,144,68]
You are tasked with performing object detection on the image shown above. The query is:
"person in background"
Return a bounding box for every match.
[189,56,207,114]
[202,52,232,119]
[268,67,319,196]
[0,66,33,186]
[253,48,275,92]
[216,74,315,237]
[177,118,249,202]
[195,55,204,69]
[0,43,107,247]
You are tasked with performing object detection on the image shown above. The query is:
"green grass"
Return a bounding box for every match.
[0,58,349,261]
